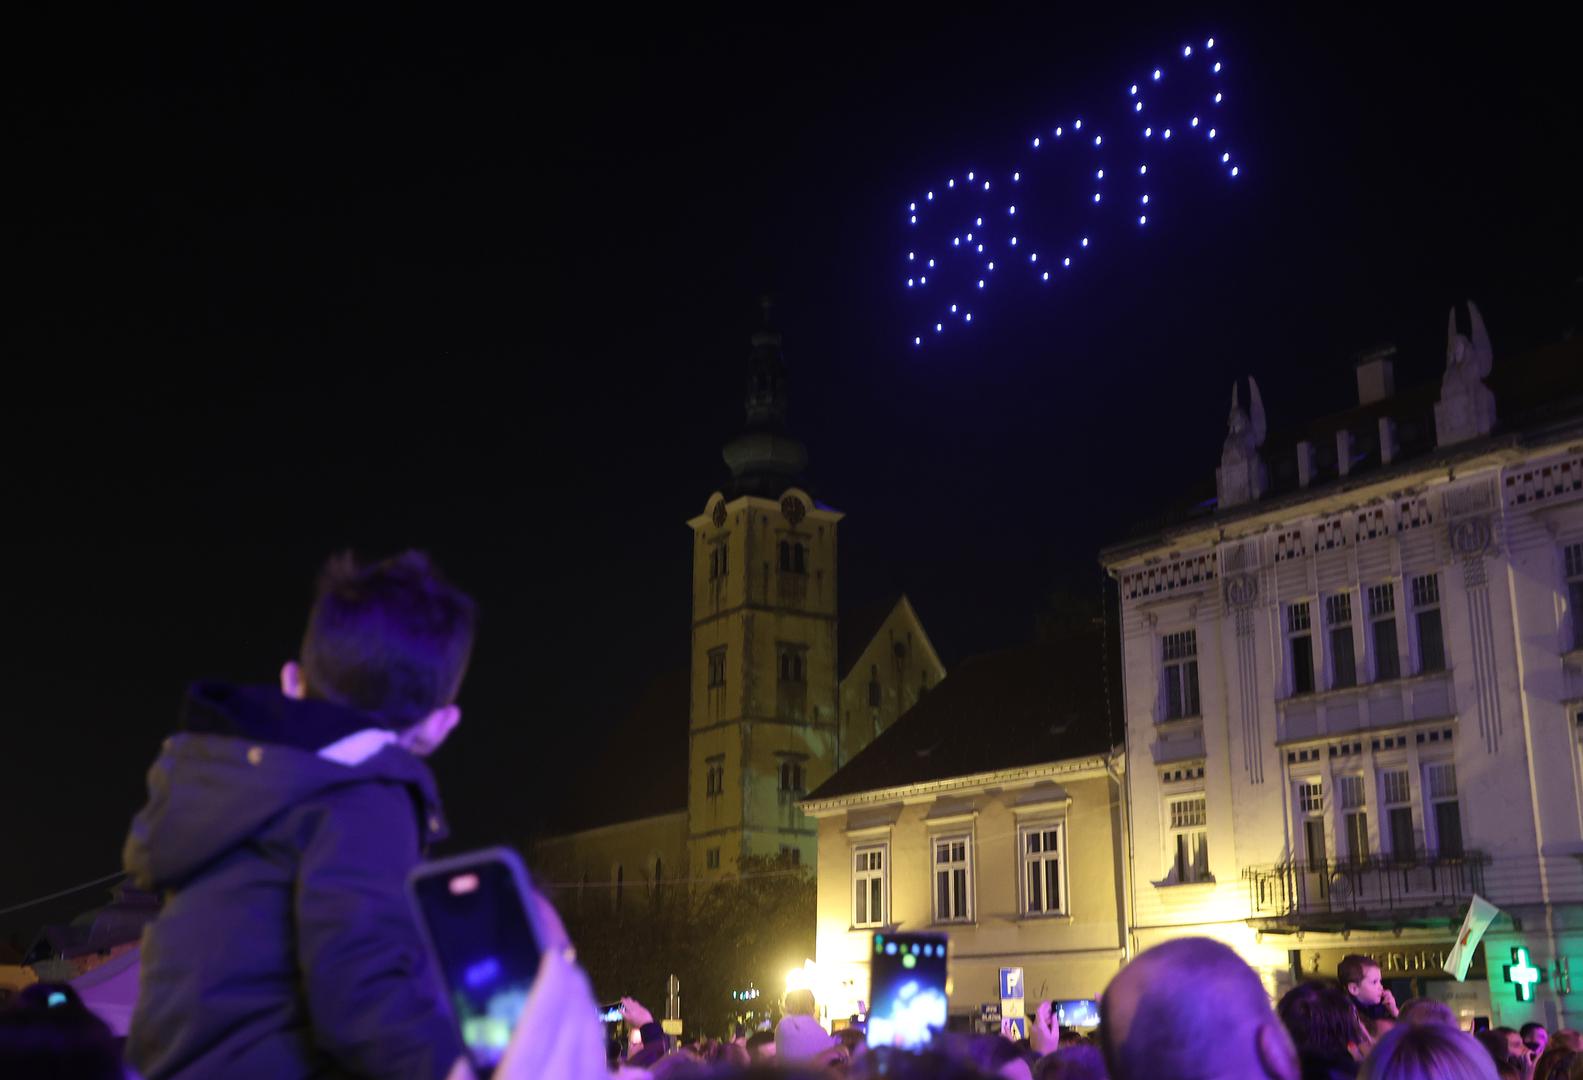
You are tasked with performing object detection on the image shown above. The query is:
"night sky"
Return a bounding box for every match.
[5,8,1578,936]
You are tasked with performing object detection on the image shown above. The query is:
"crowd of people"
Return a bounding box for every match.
[0,552,1571,1078]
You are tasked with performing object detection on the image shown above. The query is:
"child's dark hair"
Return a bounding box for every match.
[300,551,477,726]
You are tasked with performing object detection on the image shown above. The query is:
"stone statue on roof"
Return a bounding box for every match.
[1434,300,1497,447]
[1217,377,1268,509]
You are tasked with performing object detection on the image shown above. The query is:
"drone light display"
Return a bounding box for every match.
[904,36,1239,345]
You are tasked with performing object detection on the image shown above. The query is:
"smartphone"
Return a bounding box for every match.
[599,1001,624,1024]
[1055,999,1101,1029]
[408,848,549,1077]
[866,932,949,1050]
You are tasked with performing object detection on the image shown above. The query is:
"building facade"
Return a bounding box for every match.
[1101,307,1583,1028]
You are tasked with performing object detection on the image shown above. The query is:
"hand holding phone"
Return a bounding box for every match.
[866,932,949,1050]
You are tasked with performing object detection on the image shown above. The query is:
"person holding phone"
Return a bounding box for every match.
[124,551,476,1080]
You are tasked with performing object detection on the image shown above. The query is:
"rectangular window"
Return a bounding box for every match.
[1288,603,1315,695]
[1567,543,1583,649]
[1326,594,1357,688]
[705,758,725,798]
[1382,768,1415,859]
[853,846,886,928]
[778,645,806,684]
[1021,823,1067,915]
[1368,584,1401,681]
[933,835,973,922]
[706,847,720,870]
[1162,630,1201,720]
[1168,796,1210,884]
[1297,781,1324,814]
[1340,775,1369,862]
[707,647,727,688]
[1412,574,1446,673]
[780,845,801,866]
[778,758,806,793]
[1426,763,1463,857]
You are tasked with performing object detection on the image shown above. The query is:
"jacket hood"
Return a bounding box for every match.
[124,683,447,890]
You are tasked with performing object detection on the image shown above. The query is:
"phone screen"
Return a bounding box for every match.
[599,1003,624,1023]
[866,932,949,1050]
[411,857,542,1073]
[1056,999,1101,1029]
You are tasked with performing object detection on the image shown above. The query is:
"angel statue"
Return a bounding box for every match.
[1217,376,1268,508]
[1435,300,1497,446]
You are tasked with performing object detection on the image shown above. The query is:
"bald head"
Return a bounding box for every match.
[1102,938,1298,1080]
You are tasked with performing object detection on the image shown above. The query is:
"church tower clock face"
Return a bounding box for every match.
[781,494,806,526]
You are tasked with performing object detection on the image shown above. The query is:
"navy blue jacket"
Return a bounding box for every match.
[124,684,462,1079]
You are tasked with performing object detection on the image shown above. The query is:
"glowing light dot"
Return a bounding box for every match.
[1093,192,1101,202]
[1140,215,1148,224]
[908,252,915,260]
[1033,136,1041,148]
[907,278,914,287]
[1013,171,1020,181]
[951,304,957,312]
[1135,101,1143,112]
[968,171,975,181]
[966,232,973,241]
[927,192,934,200]
[1097,169,1104,179]
[1094,135,1103,146]
[984,181,990,190]
[977,244,983,252]
[1183,44,1192,57]
[1206,37,1214,48]
[977,279,985,289]
[1074,119,1082,129]
[1081,237,1089,247]
[965,313,972,322]
[1215,92,1223,103]
[1153,68,1162,80]
[914,337,921,345]
[1214,61,1222,72]
[1139,164,1148,174]
[949,178,956,187]
[1055,126,1063,136]
[953,237,960,246]
[1063,257,1071,266]
[1030,252,1037,262]
[1042,271,1049,280]
[909,202,917,211]
[1010,236,1018,245]
[1145,127,1153,137]
[1231,166,1240,176]
[920,276,926,284]
[1142,194,1150,204]
[1130,84,1138,95]
[1222,152,1230,162]
[1208,128,1217,139]
[1009,205,1016,215]
[928,258,935,267]
[910,215,916,224]
[1163,129,1171,139]
[988,261,995,270]
[936,323,942,332]
[1191,116,1199,127]
[976,217,983,226]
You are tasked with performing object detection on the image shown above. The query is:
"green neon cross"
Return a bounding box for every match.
[1506,947,1543,1002]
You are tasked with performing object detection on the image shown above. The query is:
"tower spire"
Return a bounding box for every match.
[722,297,809,496]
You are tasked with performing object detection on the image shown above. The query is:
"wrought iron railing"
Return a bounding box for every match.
[1244,853,1488,925]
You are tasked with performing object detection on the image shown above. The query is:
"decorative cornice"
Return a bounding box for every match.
[799,752,1118,817]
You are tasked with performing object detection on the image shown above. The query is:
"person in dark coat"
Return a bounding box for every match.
[124,551,476,1080]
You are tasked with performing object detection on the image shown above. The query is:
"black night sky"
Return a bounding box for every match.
[5,8,1579,934]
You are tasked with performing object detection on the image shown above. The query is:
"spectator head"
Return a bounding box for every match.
[1533,1030,1583,1080]
[1278,981,1362,1062]
[1100,937,1298,1080]
[1339,955,1386,1007]
[1477,1028,1526,1075]
[287,551,477,740]
[1359,1021,1499,1079]
[783,987,817,1016]
[745,1029,776,1060]
[775,1012,836,1063]
[1397,998,1459,1028]
[1524,1023,1550,1057]
[1032,1042,1109,1080]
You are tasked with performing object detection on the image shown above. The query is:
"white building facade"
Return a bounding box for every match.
[1102,310,1583,1029]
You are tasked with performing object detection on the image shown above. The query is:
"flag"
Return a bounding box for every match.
[1443,895,1501,981]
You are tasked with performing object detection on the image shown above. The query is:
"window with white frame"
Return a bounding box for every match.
[852,845,887,928]
[1567,543,1583,650]
[1367,584,1401,681]
[932,835,973,922]
[1296,780,1327,867]
[1411,574,1446,673]
[1020,822,1067,914]
[1425,762,1463,857]
[1381,767,1416,860]
[1167,796,1211,883]
[1325,593,1357,688]
[1161,629,1201,720]
[1339,774,1369,862]
[1288,602,1316,695]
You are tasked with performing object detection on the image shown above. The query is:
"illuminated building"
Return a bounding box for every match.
[1101,306,1583,1027]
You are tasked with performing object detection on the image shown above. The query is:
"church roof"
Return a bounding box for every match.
[806,629,1118,803]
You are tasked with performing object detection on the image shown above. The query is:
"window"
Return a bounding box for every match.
[794,543,806,573]
[779,540,807,574]
[778,646,806,684]
[707,647,727,688]
[1021,823,1067,914]
[1161,630,1201,720]
[1340,774,1369,862]
[1567,543,1583,649]
[1288,602,1315,695]
[1326,594,1357,688]
[1412,574,1446,673]
[778,759,806,793]
[853,846,887,927]
[705,757,724,797]
[708,540,728,580]
[1298,780,1324,814]
[933,835,973,922]
[1167,797,1210,883]
[1297,781,1326,869]
[706,847,721,870]
[1382,768,1416,860]
[868,665,882,707]
[1426,763,1463,857]
[1368,584,1401,681]
[780,845,802,866]
[779,540,791,571]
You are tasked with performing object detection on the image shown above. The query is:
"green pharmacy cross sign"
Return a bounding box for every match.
[1503,947,1546,1002]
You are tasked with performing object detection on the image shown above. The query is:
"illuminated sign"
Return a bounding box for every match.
[1503,947,1545,1002]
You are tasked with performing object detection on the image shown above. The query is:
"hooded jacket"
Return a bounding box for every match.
[123,683,462,1080]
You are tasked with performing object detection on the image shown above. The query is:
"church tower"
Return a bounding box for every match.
[686,305,841,880]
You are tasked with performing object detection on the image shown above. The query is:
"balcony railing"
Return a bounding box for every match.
[1244,853,1488,930]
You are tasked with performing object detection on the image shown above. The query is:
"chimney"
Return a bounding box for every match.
[1297,441,1316,488]
[1379,416,1398,465]
[1336,429,1355,477]
[1355,345,1397,406]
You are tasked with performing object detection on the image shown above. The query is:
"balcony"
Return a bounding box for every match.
[1244,853,1488,933]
